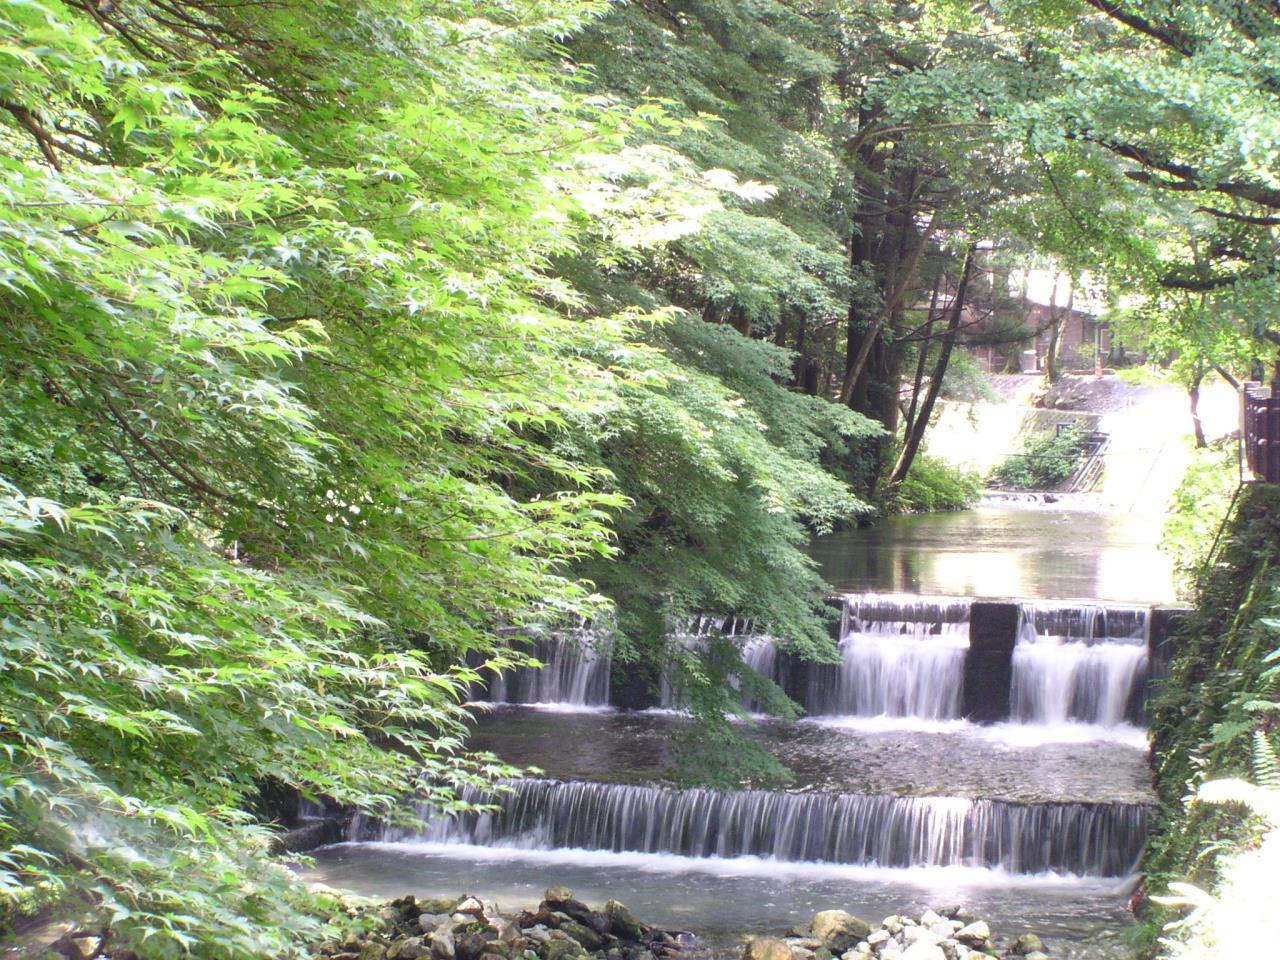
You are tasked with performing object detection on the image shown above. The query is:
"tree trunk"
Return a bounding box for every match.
[1044,272,1064,383]
[888,246,976,486]
[839,211,940,405]
[1189,366,1207,448]
[903,274,943,439]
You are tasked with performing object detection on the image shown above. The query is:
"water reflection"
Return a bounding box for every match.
[811,502,1175,603]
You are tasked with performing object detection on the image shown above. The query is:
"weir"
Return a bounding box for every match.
[355,778,1148,879]
[473,593,1184,727]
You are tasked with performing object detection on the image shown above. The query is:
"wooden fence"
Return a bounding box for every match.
[1244,382,1280,483]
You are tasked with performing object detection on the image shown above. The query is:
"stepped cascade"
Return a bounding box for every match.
[1009,602,1150,727]
[480,631,611,707]
[475,594,1169,730]
[355,778,1147,879]
[806,596,971,719]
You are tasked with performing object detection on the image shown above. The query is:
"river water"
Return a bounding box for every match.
[812,499,1175,603]
[307,500,1172,959]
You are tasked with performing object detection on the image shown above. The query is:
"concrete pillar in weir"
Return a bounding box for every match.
[963,600,1020,723]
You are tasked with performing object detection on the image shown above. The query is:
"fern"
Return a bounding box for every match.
[1253,731,1280,789]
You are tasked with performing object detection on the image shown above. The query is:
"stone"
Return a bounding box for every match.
[516,911,558,930]
[523,928,552,945]
[479,954,507,960]
[953,922,989,948]
[557,922,604,952]
[933,906,961,920]
[1024,954,1049,960]
[811,911,873,952]
[456,898,486,917]
[544,887,574,905]
[500,923,523,943]
[928,924,953,941]
[539,942,585,960]
[66,938,102,960]
[900,944,946,960]
[867,931,891,947]
[1008,934,1045,956]
[457,934,492,960]
[604,900,646,941]
[422,899,460,916]
[902,928,940,947]
[389,938,429,960]
[420,915,452,934]
[430,932,455,960]
[742,936,794,960]
[918,912,944,929]
[482,942,511,960]
[359,944,387,960]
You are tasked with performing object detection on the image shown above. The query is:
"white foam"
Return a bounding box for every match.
[799,716,973,735]
[980,721,1149,750]
[335,840,1121,893]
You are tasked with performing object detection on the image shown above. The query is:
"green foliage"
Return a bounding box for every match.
[0,0,641,953]
[1144,486,1280,943]
[886,454,982,515]
[1163,438,1239,596]
[988,426,1088,491]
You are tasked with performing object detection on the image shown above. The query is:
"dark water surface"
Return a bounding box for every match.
[812,501,1175,603]
[467,707,1154,804]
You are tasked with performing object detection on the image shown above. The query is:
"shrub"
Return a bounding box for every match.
[988,425,1088,490]
[887,454,982,514]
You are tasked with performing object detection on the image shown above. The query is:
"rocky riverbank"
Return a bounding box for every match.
[747,906,1053,960]
[315,893,1059,960]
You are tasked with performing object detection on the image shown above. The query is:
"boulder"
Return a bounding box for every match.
[516,911,558,931]
[539,942,585,960]
[742,937,794,960]
[953,922,989,948]
[918,912,944,929]
[810,911,873,952]
[455,934,490,960]
[421,899,460,916]
[1007,934,1045,956]
[388,938,429,960]
[604,901,646,941]
[430,932,455,960]
[523,928,552,945]
[900,944,946,960]
[544,887,574,905]
[557,922,604,953]
[456,899,486,918]
[359,944,387,960]
[421,916,452,935]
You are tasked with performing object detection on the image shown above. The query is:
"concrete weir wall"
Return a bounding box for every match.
[958,600,1188,724]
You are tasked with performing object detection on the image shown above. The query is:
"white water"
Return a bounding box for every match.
[482,632,611,707]
[1009,602,1149,735]
[334,840,1134,892]
[364,778,1147,878]
[805,595,971,720]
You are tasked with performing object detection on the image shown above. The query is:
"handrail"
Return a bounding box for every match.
[1242,383,1280,484]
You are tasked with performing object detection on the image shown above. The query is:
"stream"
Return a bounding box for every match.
[306,501,1175,959]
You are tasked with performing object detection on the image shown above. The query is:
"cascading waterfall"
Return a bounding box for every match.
[362,778,1146,878]
[1010,602,1149,727]
[482,631,611,707]
[658,615,759,709]
[806,595,971,719]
